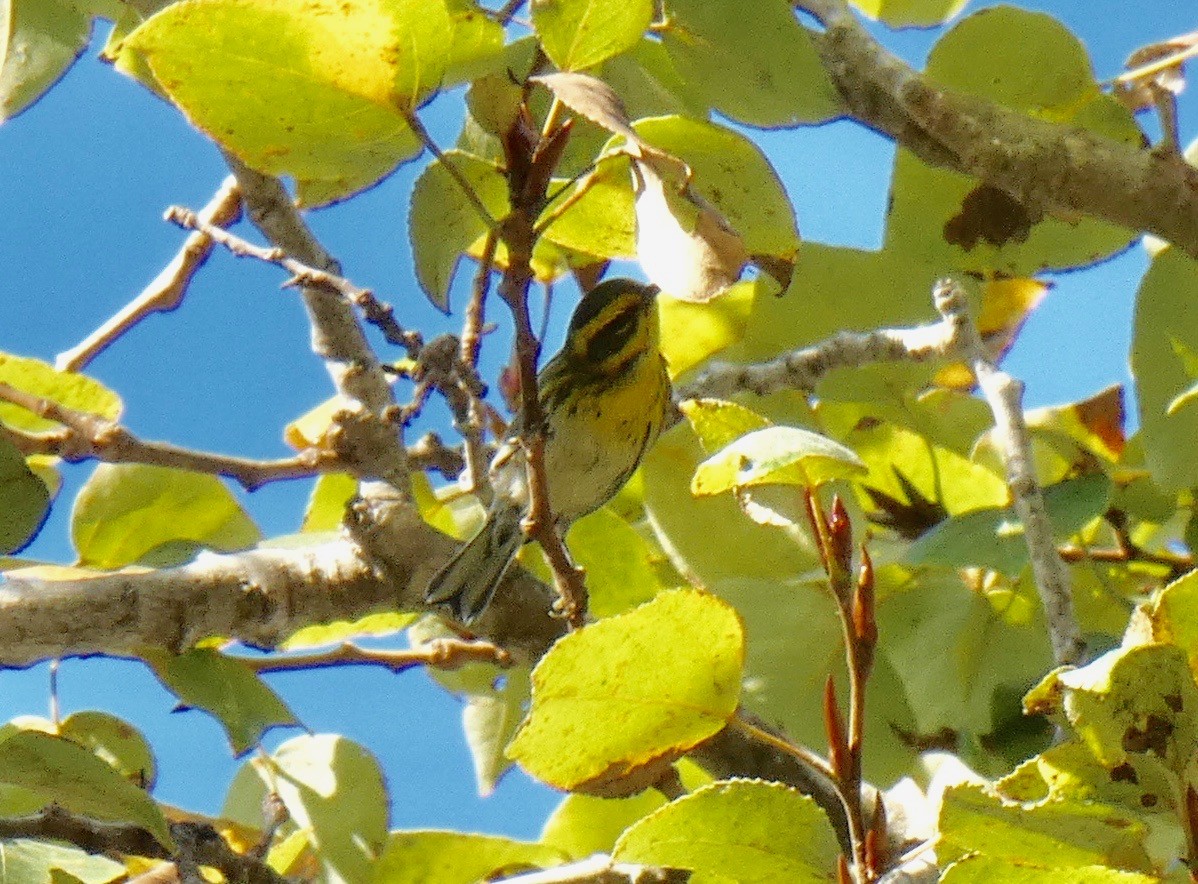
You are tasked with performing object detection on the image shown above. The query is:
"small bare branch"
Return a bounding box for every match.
[932,279,1084,666]
[0,382,338,490]
[239,637,511,674]
[404,109,500,231]
[680,316,962,401]
[56,177,242,372]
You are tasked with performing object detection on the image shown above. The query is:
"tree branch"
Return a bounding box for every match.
[0,806,288,884]
[931,279,1084,665]
[238,637,510,674]
[797,0,1198,259]
[55,177,243,372]
[221,153,410,495]
[0,382,339,490]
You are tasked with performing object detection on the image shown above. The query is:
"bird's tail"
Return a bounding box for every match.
[425,504,526,624]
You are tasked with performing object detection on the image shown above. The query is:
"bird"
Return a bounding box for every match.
[425,278,672,624]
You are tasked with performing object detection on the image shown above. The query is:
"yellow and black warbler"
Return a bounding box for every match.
[425,278,672,624]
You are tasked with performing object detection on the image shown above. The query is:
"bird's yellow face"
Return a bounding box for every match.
[558,279,661,385]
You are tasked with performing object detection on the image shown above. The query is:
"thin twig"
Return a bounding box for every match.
[460,229,499,504]
[932,279,1084,665]
[238,638,510,674]
[404,109,499,230]
[730,714,837,780]
[221,152,410,496]
[166,206,422,358]
[0,383,339,490]
[680,318,963,401]
[491,0,526,26]
[56,177,242,372]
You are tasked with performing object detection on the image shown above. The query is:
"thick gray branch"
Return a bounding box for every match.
[222,155,410,494]
[800,0,1198,258]
[0,502,562,667]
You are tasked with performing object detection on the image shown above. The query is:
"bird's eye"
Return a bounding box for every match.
[585,309,640,364]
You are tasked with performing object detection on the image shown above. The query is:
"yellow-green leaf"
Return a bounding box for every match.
[692,425,866,495]
[533,0,651,72]
[0,433,49,554]
[0,730,172,848]
[373,831,566,883]
[71,464,260,568]
[613,779,839,882]
[145,649,297,754]
[115,0,450,205]
[660,0,838,127]
[0,353,121,433]
[508,589,744,792]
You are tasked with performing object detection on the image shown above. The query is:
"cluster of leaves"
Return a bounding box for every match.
[5,0,1198,880]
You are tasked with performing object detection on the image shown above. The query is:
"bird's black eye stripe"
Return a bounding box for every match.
[584,307,640,364]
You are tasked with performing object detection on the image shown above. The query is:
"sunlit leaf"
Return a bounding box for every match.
[692,425,867,495]
[533,0,651,72]
[373,831,565,883]
[660,0,838,126]
[613,780,839,882]
[71,464,260,568]
[0,353,121,433]
[115,0,453,204]
[0,730,172,848]
[508,589,743,794]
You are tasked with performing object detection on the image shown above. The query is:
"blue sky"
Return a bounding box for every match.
[1,0,1195,840]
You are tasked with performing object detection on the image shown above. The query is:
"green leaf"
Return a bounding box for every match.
[281,612,418,650]
[941,854,1158,884]
[59,711,156,788]
[1133,249,1198,491]
[533,0,651,72]
[408,149,508,310]
[693,425,867,495]
[0,730,172,848]
[0,353,121,433]
[1025,643,1198,774]
[508,589,744,793]
[301,472,357,533]
[223,734,388,883]
[71,463,260,568]
[115,0,452,205]
[885,7,1140,273]
[0,840,126,884]
[0,433,49,554]
[879,566,1052,739]
[680,398,771,454]
[850,0,968,27]
[1,0,91,122]
[373,831,566,883]
[613,780,839,882]
[145,649,297,754]
[600,38,708,120]
[642,422,816,585]
[527,506,666,618]
[938,782,1152,873]
[908,473,1112,576]
[442,0,504,86]
[658,281,756,380]
[660,0,838,126]
[849,421,1008,517]
[1149,570,1198,679]
[461,666,531,797]
[543,792,667,860]
[538,156,637,261]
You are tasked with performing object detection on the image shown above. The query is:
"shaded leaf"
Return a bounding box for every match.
[373,830,565,883]
[145,649,297,754]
